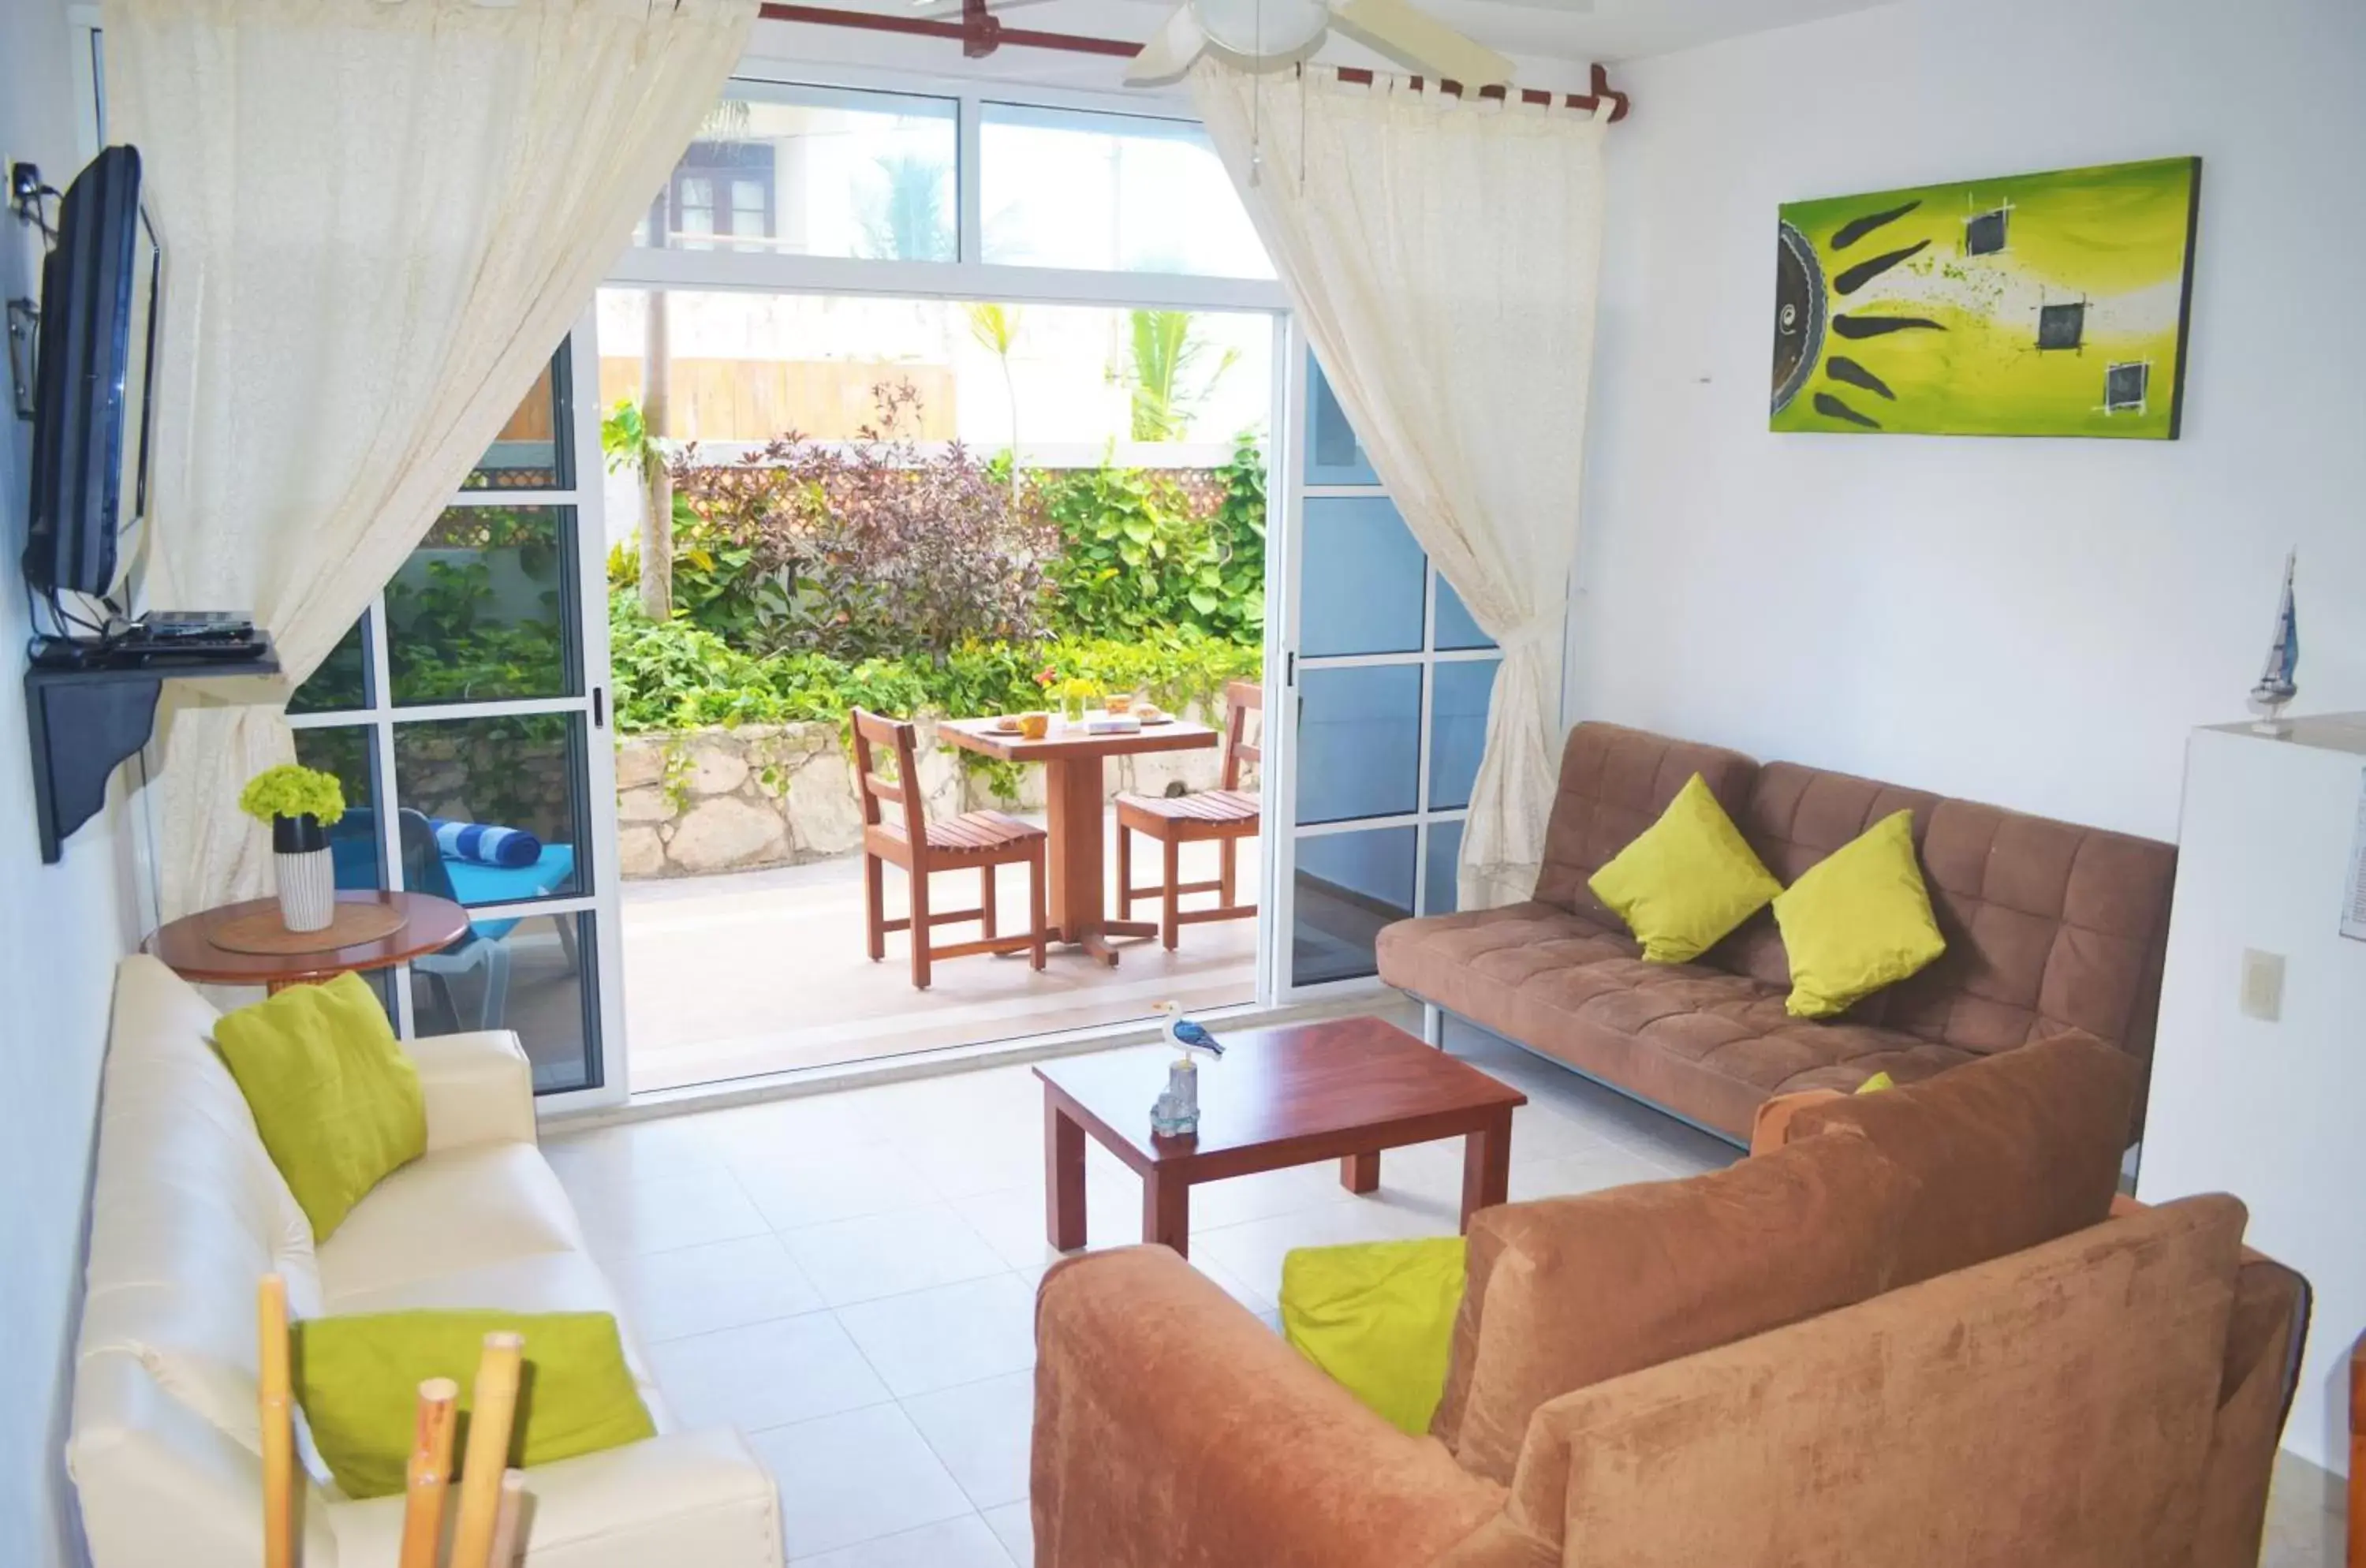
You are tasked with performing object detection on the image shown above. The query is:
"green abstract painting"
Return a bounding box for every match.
[1771,157,2202,438]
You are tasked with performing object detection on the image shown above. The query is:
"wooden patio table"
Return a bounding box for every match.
[938,713,1217,966]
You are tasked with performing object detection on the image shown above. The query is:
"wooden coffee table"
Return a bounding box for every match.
[1034,1014,1528,1258]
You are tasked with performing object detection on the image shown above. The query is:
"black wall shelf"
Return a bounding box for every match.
[25,634,279,863]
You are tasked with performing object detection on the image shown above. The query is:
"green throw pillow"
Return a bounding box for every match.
[212,972,426,1239]
[293,1310,656,1499]
[1281,1237,1467,1435]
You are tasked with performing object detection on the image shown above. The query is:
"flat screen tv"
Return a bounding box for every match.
[24,144,161,608]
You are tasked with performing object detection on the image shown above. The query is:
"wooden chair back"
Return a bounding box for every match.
[849,709,927,843]
[1220,681,1263,792]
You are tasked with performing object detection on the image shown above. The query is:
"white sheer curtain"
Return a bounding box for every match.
[103,0,755,919]
[1189,62,1609,910]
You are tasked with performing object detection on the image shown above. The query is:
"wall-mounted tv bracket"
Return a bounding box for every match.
[7,161,57,422]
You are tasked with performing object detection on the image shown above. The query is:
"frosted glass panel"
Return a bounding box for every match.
[1296,664,1420,825]
[1435,575,1496,651]
[1428,659,1498,812]
[1301,497,1424,657]
[1293,827,1416,987]
[1424,818,1464,917]
[1305,353,1378,485]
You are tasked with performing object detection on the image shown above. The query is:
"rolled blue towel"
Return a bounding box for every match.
[429,817,542,868]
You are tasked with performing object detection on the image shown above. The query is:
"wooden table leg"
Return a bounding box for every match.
[1043,755,1120,965]
[1143,1168,1190,1256]
[1341,1150,1381,1194]
[1047,1100,1087,1252]
[1460,1110,1513,1231]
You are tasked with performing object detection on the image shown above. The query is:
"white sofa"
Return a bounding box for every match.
[68,956,782,1568]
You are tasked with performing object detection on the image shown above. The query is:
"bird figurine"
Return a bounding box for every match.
[1150,1002,1222,1138]
[1159,1001,1225,1060]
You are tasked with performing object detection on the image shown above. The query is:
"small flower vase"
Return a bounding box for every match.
[272,813,334,933]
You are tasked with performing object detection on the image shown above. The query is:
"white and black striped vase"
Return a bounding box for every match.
[272,814,335,933]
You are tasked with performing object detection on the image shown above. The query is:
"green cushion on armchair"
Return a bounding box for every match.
[1280,1237,1468,1435]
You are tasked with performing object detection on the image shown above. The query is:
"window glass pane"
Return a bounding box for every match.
[1427,658,1498,812]
[387,506,574,706]
[1300,497,1424,657]
[594,289,1271,449]
[464,357,569,491]
[1434,574,1495,651]
[980,104,1271,278]
[412,910,602,1095]
[1296,664,1420,825]
[392,713,586,905]
[293,725,385,891]
[1292,826,1415,987]
[637,84,957,262]
[1422,818,1464,917]
[289,614,371,715]
[1304,353,1377,485]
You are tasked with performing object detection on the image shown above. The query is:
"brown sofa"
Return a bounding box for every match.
[1031,1040,2309,1568]
[1377,722,2178,1142]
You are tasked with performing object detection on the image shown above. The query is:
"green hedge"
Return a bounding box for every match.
[610,592,1262,735]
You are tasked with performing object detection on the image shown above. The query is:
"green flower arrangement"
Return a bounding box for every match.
[238,764,346,827]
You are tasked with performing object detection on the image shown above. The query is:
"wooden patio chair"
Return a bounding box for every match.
[1115,680,1262,951]
[853,709,1047,990]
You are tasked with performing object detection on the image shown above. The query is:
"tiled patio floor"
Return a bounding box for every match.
[622,810,1260,1093]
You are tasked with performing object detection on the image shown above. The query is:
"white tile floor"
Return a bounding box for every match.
[545,1010,2346,1566]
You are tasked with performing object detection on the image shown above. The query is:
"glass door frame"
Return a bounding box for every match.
[592,58,1305,1051]
[1266,323,1498,1003]
[283,314,629,1115]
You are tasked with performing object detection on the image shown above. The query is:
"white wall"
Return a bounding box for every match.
[0,3,146,1563]
[1569,0,2366,842]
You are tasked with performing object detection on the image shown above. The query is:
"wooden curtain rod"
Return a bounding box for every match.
[753,1,1631,120]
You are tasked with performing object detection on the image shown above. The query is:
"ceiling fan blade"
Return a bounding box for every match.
[1125,4,1210,83]
[1331,0,1513,86]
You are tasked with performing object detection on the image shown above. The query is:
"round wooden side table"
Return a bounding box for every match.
[144,890,472,994]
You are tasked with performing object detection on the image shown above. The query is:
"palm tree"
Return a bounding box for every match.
[636,98,756,618]
[1124,311,1241,442]
[860,154,954,261]
[964,303,1024,500]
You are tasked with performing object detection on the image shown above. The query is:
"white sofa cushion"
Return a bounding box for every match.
[317,1141,586,1302]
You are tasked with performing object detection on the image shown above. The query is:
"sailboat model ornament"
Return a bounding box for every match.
[2249,550,2299,736]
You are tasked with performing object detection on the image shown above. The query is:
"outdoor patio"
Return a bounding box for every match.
[622,808,1262,1093]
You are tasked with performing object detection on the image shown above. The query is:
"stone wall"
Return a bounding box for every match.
[615,702,1251,879]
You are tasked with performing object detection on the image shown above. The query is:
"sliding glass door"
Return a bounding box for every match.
[285,319,626,1109]
[1268,334,1499,997]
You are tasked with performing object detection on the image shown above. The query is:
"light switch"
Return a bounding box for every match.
[2239,950,2285,1022]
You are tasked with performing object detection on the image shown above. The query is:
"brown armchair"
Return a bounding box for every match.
[1032,1040,2308,1568]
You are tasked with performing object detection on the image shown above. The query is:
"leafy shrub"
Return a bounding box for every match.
[667,383,1059,664]
[1036,435,1264,645]
[610,592,1260,737]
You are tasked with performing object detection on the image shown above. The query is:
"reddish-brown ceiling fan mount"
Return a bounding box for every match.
[751,0,1630,119]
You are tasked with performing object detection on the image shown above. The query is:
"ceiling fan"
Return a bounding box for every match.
[1125,0,1513,87]
[901,0,1532,88]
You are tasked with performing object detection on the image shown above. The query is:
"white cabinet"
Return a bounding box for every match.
[2137,715,2366,1476]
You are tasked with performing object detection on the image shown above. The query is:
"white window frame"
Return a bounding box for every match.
[1268,324,1499,1002]
[602,58,1290,317]
[598,58,1299,1025]
[285,317,627,1115]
